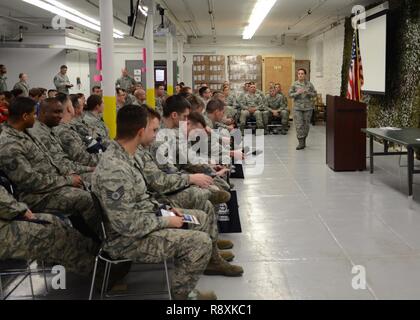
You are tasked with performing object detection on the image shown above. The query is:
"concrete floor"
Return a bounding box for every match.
[5,124,420,300]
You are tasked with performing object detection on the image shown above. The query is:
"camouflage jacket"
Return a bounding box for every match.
[289,80,317,111]
[115,76,136,91]
[0,185,28,229]
[135,146,190,196]
[155,96,166,116]
[265,93,288,111]
[28,120,91,175]
[242,93,266,111]
[53,73,71,94]
[71,116,91,141]
[91,141,169,250]
[0,124,73,206]
[225,94,237,108]
[82,111,111,147]
[54,121,100,167]
[161,127,214,175]
[13,81,29,97]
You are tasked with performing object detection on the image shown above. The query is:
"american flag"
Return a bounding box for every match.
[346,29,364,101]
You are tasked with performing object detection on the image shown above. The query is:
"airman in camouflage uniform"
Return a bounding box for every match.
[265,88,289,135]
[0,185,96,276]
[82,110,111,147]
[240,84,269,132]
[29,120,93,177]
[54,120,100,167]
[92,139,216,299]
[158,126,231,192]
[115,69,136,92]
[53,66,73,95]
[289,69,317,150]
[0,122,99,236]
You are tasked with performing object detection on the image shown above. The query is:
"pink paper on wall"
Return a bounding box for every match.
[93,74,103,82]
[142,48,146,72]
[96,47,102,71]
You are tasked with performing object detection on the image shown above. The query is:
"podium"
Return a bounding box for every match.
[326,95,367,171]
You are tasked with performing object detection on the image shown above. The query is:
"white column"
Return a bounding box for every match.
[177,36,184,84]
[166,32,174,95]
[99,0,116,138]
[145,0,155,108]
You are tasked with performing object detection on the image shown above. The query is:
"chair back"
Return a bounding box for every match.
[0,170,15,196]
[90,192,109,242]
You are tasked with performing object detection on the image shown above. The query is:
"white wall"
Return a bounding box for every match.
[0,48,66,90]
[307,23,345,102]
[65,50,91,96]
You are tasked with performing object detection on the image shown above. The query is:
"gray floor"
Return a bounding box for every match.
[6,124,420,300]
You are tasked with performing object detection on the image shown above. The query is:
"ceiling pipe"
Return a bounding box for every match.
[0,14,39,26]
[283,0,329,33]
[207,0,216,42]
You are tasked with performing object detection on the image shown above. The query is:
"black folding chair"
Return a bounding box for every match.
[88,192,172,300]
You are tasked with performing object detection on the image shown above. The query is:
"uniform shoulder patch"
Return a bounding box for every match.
[106,186,125,201]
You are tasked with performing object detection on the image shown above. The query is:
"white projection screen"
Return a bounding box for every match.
[359,14,387,94]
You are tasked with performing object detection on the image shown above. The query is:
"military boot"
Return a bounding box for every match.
[217,239,233,250]
[296,139,305,150]
[173,289,217,300]
[219,250,235,262]
[209,189,231,204]
[204,243,244,277]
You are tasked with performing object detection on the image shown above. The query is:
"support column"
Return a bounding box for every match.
[166,32,174,95]
[145,0,155,108]
[177,36,184,84]
[99,0,116,138]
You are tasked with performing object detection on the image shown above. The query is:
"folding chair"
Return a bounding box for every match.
[0,171,49,300]
[88,192,172,300]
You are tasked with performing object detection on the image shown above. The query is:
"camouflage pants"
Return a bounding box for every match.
[294,109,313,139]
[0,213,96,276]
[29,187,100,238]
[214,176,230,192]
[240,110,270,130]
[108,209,213,297]
[167,186,215,217]
[270,109,290,127]
[225,106,238,122]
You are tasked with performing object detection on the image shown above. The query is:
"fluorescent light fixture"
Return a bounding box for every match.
[138,5,148,17]
[242,0,277,40]
[22,0,125,38]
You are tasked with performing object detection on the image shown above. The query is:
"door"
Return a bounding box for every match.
[263,56,294,111]
[295,60,311,81]
[125,60,147,88]
[154,60,167,89]
[88,53,100,93]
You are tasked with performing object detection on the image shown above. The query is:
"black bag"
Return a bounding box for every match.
[230,163,244,179]
[217,190,242,233]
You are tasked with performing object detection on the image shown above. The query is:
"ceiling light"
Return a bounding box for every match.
[22,0,124,38]
[242,0,277,40]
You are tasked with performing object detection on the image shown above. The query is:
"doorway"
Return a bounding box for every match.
[263,56,294,111]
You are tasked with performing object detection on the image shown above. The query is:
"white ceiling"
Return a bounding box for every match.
[0,0,380,41]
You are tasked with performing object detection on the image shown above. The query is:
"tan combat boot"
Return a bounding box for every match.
[219,250,235,262]
[209,189,231,204]
[217,239,234,250]
[204,243,244,277]
[296,139,305,150]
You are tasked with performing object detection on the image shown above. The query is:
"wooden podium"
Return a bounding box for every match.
[326,95,367,171]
